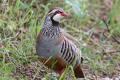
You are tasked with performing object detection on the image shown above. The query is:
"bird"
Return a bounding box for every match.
[35,7,84,78]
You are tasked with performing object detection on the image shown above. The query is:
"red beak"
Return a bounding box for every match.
[61,12,67,16]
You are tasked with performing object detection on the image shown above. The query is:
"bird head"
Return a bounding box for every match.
[47,7,67,23]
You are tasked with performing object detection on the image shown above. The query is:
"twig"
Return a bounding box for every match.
[102,19,110,32]
[102,19,120,44]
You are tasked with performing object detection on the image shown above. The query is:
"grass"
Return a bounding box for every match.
[0,0,120,80]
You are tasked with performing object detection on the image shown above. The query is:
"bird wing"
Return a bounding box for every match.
[56,31,83,65]
[60,28,78,46]
[56,34,84,78]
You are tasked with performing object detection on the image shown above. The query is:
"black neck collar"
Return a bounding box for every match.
[51,16,59,26]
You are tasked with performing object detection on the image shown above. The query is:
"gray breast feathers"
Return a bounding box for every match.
[36,37,62,58]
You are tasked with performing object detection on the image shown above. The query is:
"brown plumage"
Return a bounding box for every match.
[36,7,84,78]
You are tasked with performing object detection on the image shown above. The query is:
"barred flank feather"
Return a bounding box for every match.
[60,38,80,65]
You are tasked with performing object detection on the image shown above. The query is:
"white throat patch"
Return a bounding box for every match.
[53,14,64,22]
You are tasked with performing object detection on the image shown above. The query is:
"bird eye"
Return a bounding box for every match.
[56,11,60,13]
[56,11,62,14]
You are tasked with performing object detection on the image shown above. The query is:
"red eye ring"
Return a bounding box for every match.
[56,11,61,14]
[55,11,67,16]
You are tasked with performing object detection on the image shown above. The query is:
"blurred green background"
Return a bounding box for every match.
[0,0,120,80]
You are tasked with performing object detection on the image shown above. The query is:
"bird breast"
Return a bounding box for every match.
[36,36,62,58]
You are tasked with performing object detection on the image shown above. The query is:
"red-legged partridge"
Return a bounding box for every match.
[36,7,84,78]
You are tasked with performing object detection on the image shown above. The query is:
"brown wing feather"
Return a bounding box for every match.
[60,28,78,45]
